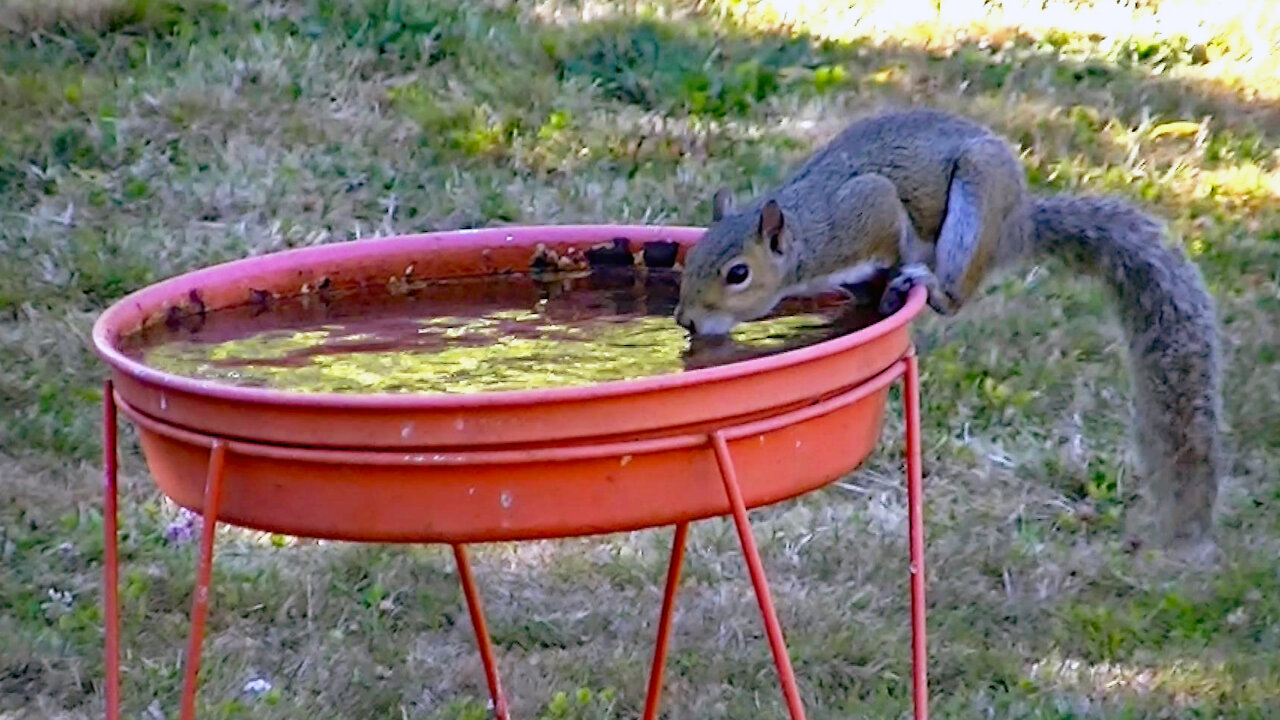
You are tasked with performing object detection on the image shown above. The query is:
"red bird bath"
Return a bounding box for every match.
[93,225,930,720]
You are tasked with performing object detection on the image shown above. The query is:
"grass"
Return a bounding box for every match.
[2,0,1279,717]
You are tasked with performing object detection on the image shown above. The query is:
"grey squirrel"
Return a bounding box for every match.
[676,108,1223,552]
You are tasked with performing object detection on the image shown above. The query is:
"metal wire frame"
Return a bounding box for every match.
[101,352,927,720]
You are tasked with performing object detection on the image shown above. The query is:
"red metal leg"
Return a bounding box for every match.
[103,381,121,720]
[904,353,928,720]
[642,522,689,720]
[453,545,510,720]
[178,442,228,720]
[710,432,807,720]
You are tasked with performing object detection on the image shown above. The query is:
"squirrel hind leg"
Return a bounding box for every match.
[932,136,1026,309]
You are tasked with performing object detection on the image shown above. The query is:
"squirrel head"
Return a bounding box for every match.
[675,189,794,336]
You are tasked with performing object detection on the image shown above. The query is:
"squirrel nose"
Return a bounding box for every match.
[674,305,696,333]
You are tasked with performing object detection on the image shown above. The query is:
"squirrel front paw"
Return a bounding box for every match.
[879,264,960,316]
[878,264,940,315]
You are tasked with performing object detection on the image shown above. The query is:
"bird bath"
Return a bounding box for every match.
[93,225,929,720]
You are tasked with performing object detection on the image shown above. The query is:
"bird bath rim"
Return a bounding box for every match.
[91,224,923,410]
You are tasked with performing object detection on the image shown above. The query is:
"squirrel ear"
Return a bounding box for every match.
[712,188,734,222]
[759,199,786,256]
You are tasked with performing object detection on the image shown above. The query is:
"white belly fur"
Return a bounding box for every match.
[780,261,886,298]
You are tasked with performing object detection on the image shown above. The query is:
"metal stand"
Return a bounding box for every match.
[102,351,927,720]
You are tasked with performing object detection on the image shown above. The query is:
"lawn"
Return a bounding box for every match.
[2,0,1279,718]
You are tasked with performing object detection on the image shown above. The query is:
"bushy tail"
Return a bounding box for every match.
[1022,194,1224,546]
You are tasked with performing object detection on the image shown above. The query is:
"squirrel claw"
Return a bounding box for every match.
[878,286,909,315]
[880,264,959,316]
[879,264,933,315]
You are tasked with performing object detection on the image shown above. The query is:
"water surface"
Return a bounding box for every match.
[121,268,885,394]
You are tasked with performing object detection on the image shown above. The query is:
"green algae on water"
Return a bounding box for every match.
[144,314,691,394]
[129,270,880,395]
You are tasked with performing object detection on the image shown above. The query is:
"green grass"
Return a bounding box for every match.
[3,0,1280,718]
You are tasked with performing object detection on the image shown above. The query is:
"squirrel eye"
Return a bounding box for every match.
[725,263,750,286]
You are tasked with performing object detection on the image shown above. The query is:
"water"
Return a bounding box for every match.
[121,268,885,394]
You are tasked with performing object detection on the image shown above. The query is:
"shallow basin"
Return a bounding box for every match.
[92,225,925,542]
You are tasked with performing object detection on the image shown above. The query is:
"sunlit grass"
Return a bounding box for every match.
[1029,652,1280,708]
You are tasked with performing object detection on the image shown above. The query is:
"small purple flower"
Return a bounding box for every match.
[163,508,202,545]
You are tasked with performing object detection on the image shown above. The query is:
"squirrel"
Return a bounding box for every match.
[675,108,1224,553]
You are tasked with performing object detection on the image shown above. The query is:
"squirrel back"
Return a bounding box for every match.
[676,108,1224,553]
[782,109,1017,242]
